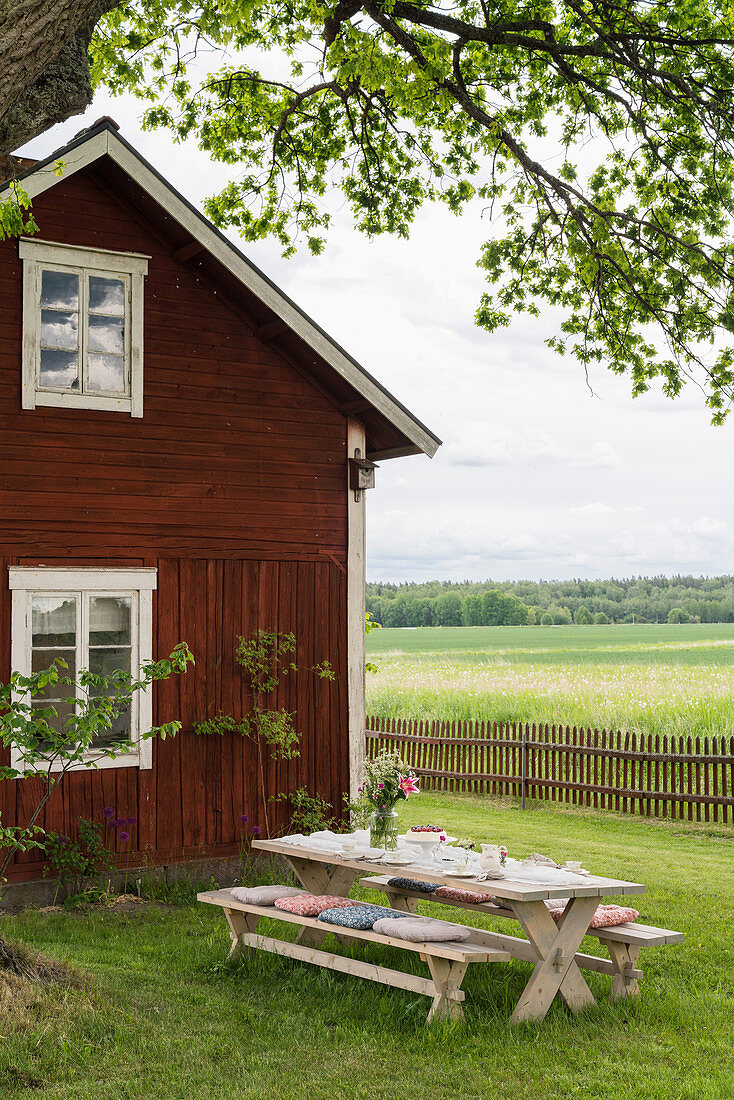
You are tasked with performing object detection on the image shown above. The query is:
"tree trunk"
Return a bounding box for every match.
[0,0,121,156]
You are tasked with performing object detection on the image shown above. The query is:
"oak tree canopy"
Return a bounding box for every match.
[5,2,734,417]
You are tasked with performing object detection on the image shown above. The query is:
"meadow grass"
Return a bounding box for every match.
[1,792,732,1099]
[367,623,734,739]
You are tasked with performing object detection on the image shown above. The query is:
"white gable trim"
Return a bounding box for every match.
[4,127,439,458]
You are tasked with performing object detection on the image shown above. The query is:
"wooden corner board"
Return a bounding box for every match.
[252,839,646,902]
[197,889,510,964]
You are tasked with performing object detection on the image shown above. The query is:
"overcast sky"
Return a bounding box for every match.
[18,94,734,585]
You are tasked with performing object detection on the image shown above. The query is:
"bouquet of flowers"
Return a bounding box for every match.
[349,750,419,845]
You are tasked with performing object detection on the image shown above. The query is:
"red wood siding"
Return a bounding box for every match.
[0,164,347,559]
[0,165,350,880]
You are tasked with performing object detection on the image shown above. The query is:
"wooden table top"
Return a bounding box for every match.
[252,838,646,903]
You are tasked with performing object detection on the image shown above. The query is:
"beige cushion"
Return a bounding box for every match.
[372,916,471,942]
[230,885,305,906]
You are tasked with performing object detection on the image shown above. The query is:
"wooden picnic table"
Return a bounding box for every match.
[252,838,648,1023]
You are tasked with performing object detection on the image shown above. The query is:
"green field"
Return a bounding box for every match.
[366,623,734,738]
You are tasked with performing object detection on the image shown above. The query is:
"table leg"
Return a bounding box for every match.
[509,897,599,1023]
[286,858,361,947]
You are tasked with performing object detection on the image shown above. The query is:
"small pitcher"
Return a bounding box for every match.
[479,844,502,873]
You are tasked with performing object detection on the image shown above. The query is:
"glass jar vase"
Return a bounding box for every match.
[369,807,399,850]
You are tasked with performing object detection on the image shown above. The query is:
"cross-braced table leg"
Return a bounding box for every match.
[509,896,599,1023]
[425,958,468,1023]
[600,939,642,1000]
[286,857,361,946]
[224,907,260,959]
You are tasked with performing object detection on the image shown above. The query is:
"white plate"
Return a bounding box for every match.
[383,853,415,866]
[444,867,480,879]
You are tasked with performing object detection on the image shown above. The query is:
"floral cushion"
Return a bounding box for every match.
[317,904,413,930]
[230,885,305,906]
[387,877,438,894]
[274,895,358,917]
[549,903,640,928]
[372,917,471,942]
[434,886,495,905]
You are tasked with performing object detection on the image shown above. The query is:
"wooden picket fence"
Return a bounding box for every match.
[366,716,734,824]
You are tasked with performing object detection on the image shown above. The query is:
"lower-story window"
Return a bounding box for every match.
[8,568,157,770]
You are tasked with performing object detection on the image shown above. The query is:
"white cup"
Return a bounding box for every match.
[564,861,582,872]
[340,838,356,852]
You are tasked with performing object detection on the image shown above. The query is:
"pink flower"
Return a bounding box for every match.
[439,834,447,843]
[399,775,419,797]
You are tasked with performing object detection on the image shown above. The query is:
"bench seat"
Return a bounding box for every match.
[198,888,510,1023]
[359,875,683,1000]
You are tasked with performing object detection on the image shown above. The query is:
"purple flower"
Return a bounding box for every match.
[57,835,68,845]
[127,817,137,826]
[119,831,130,842]
[251,825,261,837]
[378,782,385,789]
[240,814,249,824]
[115,819,126,827]
[103,807,115,819]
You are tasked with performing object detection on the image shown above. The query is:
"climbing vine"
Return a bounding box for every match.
[194,630,334,837]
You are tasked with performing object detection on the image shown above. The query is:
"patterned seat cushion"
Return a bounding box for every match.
[387,877,438,894]
[274,895,358,917]
[434,886,495,905]
[317,904,414,930]
[230,885,305,906]
[549,903,640,928]
[372,917,471,942]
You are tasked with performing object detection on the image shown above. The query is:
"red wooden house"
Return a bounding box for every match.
[0,118,439,889]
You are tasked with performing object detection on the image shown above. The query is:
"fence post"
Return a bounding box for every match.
[521,730,527,810]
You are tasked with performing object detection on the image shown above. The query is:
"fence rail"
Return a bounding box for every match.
[365,717,734,823]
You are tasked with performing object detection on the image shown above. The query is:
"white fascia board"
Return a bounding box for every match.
[3,129,110,202]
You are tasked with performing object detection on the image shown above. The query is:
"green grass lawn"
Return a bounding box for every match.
[2,793,733,1100]
[366,623,734,738]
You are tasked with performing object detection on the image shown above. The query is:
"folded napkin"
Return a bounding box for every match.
[230,885,305,906]
[372,916,471,943]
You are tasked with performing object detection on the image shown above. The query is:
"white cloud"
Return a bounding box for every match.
[569,502,615,515]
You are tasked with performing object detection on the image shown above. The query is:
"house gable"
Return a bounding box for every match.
[2,120,440,461]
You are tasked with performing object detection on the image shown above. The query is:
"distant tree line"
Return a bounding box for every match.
[366,576,734,628]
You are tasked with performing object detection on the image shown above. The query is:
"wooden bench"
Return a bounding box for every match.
[198,888,510,1023]
[360,876,684,1001]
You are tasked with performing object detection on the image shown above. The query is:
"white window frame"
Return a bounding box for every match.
[8,568,157,772]
[19,239,149,417]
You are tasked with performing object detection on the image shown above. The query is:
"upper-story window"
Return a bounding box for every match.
[19,239,149,417]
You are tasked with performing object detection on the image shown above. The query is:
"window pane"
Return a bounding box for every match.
[88,315,124,355]
[31,699,76,738]
[41,270,79,311]
[31,648,76,699]
[87,353,125,393]
[41,310,78,351]
[89,276,125,316]
[92,704,131,749]
[40,349,79,390]
[32,597,76,647]
[89,646,131,680]
[89,596,131,646]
